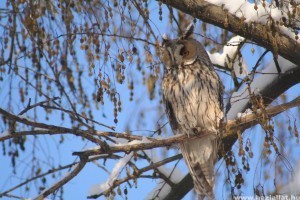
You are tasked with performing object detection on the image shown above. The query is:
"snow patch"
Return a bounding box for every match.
[237,108,253,118]
[145,149,183,183]
[84,136,152,152]
[146,182,171,200]
[209,36,248,77]
[145,148,184,199]
[206,0,299,42]
[33,127,48,131]
[0,130,10,137]
[89,152,133,196]
[114,136,152,146]
[227,56,296,119]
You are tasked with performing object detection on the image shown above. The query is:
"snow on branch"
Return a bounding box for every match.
[73,96,300,157]
[144,149,184,200]
[161,0,300,65]
[227,56,296,119]
[88,154,182,199]
[209,35,248,79]
[89,153,133,197]
[206,0,299,41]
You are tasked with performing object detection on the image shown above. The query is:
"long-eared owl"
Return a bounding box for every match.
[161,24,224,199]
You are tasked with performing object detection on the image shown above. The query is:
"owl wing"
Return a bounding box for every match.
[164,98,179,134]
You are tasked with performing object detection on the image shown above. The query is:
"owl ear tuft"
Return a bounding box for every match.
[182,23,194,39]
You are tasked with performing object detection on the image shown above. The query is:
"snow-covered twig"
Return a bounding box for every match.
[89,153,133,197]
[162,0,300,64]
[88,154,182,198]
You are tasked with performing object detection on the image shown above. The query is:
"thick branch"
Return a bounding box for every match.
[1,96,299,157]
[1,97,298,157]
[163,95,300,200]
[72,134,189,157]
[161,0,300,65]
[228,97,300,129]
[247,67,300,109]
[224,67,300,150]
[73,97,300,157]
[0,130,69,142]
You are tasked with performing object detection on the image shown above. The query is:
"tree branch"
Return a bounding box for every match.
[161,0,300,65]
[0,154,128,198]
[2,95,299,156]
[73,97,300,157]
[251,67,300,108]
[18,97,60,116]
[164,95,300,200]
[163,174,194,200]
[0,108,102,145]
[88,154,183,198]
[34,156,88,200]
[1,96,299,199]
[0,130,69,142]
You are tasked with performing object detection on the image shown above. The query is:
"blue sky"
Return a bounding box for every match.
[1,0,300,199]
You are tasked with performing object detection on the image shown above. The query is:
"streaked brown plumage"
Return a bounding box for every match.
[161,24,223,199]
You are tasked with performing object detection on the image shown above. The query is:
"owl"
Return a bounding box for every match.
[161,24,224,199]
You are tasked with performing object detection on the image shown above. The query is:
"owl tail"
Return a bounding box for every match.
[180,134,218,199]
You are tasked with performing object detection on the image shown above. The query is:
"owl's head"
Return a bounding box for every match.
[161,24,205,68]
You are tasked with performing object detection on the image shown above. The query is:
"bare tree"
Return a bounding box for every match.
[0,0,299,199]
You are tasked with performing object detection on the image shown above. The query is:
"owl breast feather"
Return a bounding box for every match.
[163,62,222,136]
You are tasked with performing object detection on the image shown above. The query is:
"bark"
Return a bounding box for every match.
[162,0,300,65]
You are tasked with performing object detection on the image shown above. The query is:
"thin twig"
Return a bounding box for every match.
[0,3,16,67]
[88,154,182,198]
[0,155,116,198]
[34,156,88,200]
[0,108,103,145]
[40,104,115,131]
[18,97,60,116]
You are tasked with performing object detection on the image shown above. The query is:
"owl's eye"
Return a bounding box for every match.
[179,46,189,56]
